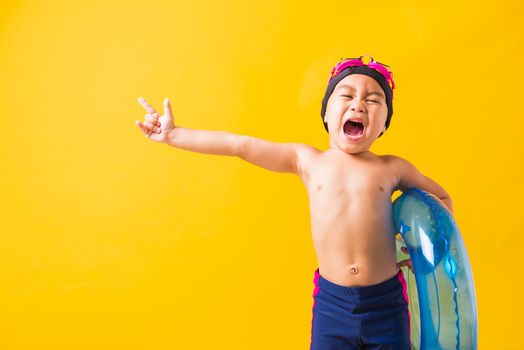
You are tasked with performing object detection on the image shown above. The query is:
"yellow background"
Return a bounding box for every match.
[1,0,522,348]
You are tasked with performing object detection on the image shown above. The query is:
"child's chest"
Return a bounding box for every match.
[301,152,398,199]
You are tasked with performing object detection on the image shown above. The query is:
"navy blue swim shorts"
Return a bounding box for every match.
[309,268,411,350]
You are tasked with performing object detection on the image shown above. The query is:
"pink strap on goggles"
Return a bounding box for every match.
[329,55,395,94]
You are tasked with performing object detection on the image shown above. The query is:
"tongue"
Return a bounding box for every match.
[344,121,364,136]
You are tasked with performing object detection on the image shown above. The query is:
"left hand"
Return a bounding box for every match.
[397,246,414,273]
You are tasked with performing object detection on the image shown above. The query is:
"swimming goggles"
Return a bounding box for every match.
[329,55,395,96]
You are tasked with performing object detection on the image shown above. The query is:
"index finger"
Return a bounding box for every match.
[138,97,159,115]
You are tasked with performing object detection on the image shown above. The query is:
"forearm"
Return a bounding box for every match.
[166,126,240,157]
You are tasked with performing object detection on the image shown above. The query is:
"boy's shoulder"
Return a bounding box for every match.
[380,154,409,165]
[380,154,403,161]
[379,154,417,175]
[294,144,352,179]
[380,154,423,183]
[295,143,323,169]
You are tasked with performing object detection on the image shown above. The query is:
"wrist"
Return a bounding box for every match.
[165,127,178,147]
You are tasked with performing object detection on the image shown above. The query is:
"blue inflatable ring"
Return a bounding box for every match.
[393,188,478,350]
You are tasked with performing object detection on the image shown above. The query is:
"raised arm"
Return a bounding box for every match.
[387,155,454,214]
[135,97,316,176]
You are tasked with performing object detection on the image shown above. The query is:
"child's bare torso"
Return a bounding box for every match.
[299,148,399,287]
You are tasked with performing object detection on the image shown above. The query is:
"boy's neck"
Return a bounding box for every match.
[328,147,373,157]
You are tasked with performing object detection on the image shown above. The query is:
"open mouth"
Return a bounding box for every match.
[343,118,365,137]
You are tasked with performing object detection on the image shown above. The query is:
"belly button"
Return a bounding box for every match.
[350,266,359,274]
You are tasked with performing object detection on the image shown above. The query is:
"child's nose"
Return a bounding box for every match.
[350,102,365,113]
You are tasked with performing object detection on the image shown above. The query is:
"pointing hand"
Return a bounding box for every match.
[135,97,176,144]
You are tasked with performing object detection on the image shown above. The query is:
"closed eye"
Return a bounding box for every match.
[342,95,378,103]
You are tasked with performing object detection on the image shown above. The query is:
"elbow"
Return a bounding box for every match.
[440,195,453,214]
[235,134,253,159]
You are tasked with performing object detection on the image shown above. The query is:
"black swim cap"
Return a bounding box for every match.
[320,65,394,138]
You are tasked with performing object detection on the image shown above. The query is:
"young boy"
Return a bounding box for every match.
[135,55,453,349]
